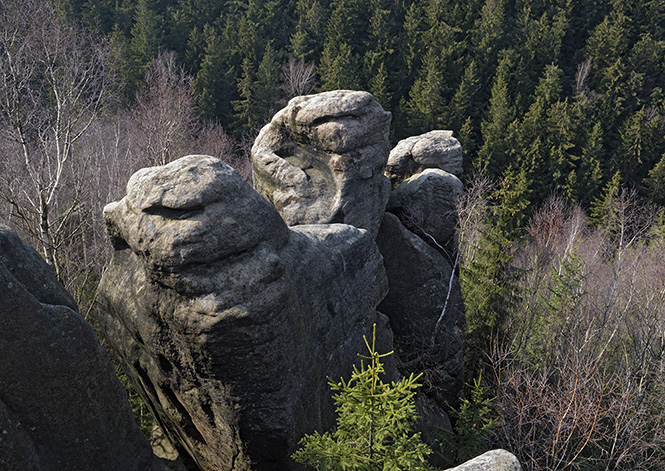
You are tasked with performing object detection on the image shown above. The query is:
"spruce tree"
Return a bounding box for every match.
[292,325,432,471]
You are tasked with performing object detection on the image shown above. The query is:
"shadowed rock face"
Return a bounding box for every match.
[387,168,464,263]
[252,90,392,238]
[376,213,465,405]
[0,225,163,471]
[98,155,392,471]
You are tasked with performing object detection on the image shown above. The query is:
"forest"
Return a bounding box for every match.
[1,0,665,469]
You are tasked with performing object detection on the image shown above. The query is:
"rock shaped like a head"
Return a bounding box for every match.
[104,155,288,283]
[251,90,392,237]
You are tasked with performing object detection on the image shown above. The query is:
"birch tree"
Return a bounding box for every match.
[0,0,108,279]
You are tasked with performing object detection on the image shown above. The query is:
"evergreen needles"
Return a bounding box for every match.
[292,324,433,471]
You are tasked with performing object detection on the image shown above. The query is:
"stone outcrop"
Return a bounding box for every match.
[443,449,522,471]
[252,92,466,408]
[386,130,463,186]
[252,90,392,238]
[0,225,163,471]
[376,213,465,405]
[97,155,393,471]
[386,168,463,262]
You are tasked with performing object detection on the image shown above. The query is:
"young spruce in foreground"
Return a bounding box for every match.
[292,324,433,471]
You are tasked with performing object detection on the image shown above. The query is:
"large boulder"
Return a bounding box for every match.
[386,130,463,186]
[376,213,465,405]
[386,168,463,262]
[98,155,392,471]
[0,225,163,471]
[252,90,392,238]
[443,449,522,471]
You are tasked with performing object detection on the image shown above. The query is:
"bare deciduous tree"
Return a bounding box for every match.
[280,56,317,100]
[487,192,665,471]
[0,0,108,279]
[131,50,197,166]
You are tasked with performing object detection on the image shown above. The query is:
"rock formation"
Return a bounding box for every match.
[385,130,463,185]
[252,91,466,408]
[252,90,391,238]
[96,91,474,470]
[386,168,463,262]
[443,449,522,471]
[0,225,163,471]
[376,213,465,405]
[97,155,393,471]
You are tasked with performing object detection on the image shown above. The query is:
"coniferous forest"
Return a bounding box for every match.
[2,0,665,469]
[55,0,665,212]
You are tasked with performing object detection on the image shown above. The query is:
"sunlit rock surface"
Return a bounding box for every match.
[252,90,392,238]
[98,155,392,471]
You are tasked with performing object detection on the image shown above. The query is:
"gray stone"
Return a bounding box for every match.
[386,130,463,186]
[376,213,465,405]
[0,225,163,471]
[443,449,522,471]
[98,155,393,471]
[252,90,392,237]
[387,168,463,262]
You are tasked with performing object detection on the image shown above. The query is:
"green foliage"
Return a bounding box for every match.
[460,216,516,378]
[441,374,497,466]
[59,0,665,200]
[292,325,433,471]
[589,170,622,227]
[117,367,153,439]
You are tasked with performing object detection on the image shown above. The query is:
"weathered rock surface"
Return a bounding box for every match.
[387,168,463,262]
[0,225,163,471]
[98,155,393,471]
[443,449,522,471]
[252,90,392,237]
[386,130,463,186]
[376,213,465,405]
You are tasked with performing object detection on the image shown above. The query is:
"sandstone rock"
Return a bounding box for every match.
[376,213,464,405]
[98,155,393,471]
[0,225,163,471]
[387,168,463,262]
[252,90,392,237]
[443,449,522,471]
[386,130,463,185]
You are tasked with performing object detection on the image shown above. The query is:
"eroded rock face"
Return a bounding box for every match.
[376,213,465,405]
[252,90,392,237]
[443,449,522,471]
[98,155,392,471]
[0,225,162,471]
[386,130,463,186]
[387,168,463,262]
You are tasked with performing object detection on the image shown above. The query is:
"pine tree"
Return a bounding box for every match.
[471,0,507,78]
[577,121,605,208]
[232,57,258,133]
[461,218,516,379]
[319,41,360,91]
[405,48,445,133]
[289,0,326,61]
[292,325,432,471]
[448,60,482,132]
